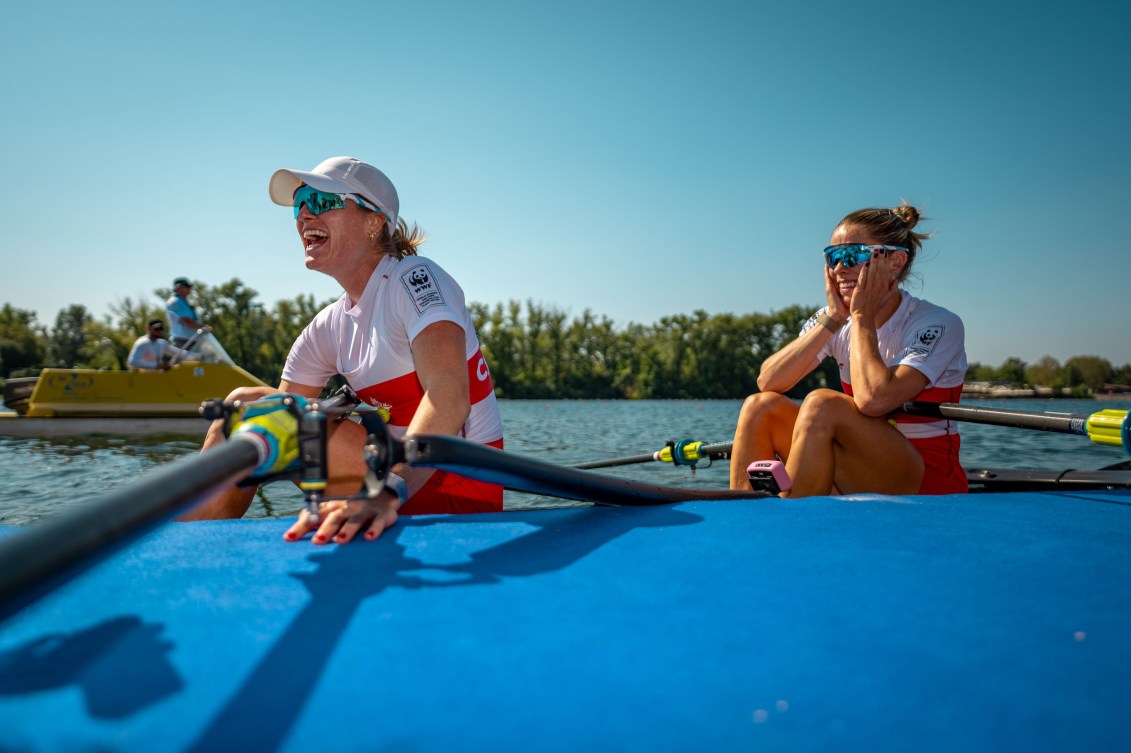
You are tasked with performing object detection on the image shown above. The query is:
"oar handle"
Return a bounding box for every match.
[572,452,660,470]
[697,441,734,459]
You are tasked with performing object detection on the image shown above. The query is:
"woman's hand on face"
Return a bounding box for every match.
[849,249,899,321]
[283,493,400,545]
[824,265,850,320]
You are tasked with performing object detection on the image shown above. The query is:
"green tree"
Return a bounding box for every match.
[471,301,522,398]
[965,362,996,382]
[620,325,654,396]
[180,279,267,372]
[1024,355,1062,388]
[19,289,1131,401]
[1063,355,1112,392]
[46,305,93,368]
[996,357,1028,386]
[560,309,620,398]
[0,304,46,379]
[1110,363,1131,386]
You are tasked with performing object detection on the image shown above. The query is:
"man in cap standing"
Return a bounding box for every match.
[165,277,208,348]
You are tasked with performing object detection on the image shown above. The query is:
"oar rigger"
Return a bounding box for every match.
[901,401,1131,455]
[201,386,401,521]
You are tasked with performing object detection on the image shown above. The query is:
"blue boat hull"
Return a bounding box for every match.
[2,490,1129,752]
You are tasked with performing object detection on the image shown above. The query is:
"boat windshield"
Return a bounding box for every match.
[177,332,237,366]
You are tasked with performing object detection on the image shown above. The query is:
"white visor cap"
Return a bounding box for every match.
[269,156,399,234]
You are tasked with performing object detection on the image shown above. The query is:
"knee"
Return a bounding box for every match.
[202,386,280,449]
[795,389,855,428]
[738,392,793,429]
[225,385,279,403]
[737,388,782,418]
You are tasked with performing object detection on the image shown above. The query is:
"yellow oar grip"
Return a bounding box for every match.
[675,441,703,463]
[1086,409,1130,449]
[656,441,706,464]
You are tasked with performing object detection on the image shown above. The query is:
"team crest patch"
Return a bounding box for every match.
[401,264,445,313]
[909,325,945,356]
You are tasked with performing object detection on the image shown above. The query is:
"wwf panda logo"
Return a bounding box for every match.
[401,264,446,313]
[910,326,944,355]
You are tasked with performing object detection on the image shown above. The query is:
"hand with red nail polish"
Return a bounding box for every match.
[283,491,400,545]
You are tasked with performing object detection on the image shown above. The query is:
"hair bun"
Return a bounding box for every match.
[891,203,920,230]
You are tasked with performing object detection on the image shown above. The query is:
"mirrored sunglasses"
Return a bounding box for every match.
[293,184,382,219]
[823,244,908,269]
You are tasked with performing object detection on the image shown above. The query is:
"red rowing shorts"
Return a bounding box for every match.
[398,438,505,515]
[909,433,967,495]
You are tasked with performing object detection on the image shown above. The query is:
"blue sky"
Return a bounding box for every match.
[2,0,1128,367]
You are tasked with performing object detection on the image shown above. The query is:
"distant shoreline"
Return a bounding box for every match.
[962,385,1131,400]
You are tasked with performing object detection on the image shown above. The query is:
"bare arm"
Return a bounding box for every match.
[283,320,472,545]
[756,327,827,394]
[847,254,929,415]
[391,320,471,497]
[848,319,930,415]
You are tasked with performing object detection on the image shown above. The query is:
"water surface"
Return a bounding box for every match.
[1,398,1127,525]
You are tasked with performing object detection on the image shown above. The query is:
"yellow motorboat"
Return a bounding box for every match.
[2,333,267,418]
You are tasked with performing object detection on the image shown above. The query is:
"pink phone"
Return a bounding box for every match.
[746,460,792,494]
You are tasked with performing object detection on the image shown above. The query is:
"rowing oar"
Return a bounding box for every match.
[0,439,261,624]
[572,402,1131,471]
[405,434,767,505]
[572,439,734,470]
[901,402,1131,453]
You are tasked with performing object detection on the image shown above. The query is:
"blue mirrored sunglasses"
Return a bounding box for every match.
[293,184,382,219]
[823,244,908,269]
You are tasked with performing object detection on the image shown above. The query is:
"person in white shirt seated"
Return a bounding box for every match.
[127,319,190,371]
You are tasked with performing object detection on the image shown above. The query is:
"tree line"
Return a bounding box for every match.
[2,279,1129,399]
[966,356,1131,396]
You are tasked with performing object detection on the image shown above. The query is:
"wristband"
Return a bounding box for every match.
[817,312,847,333]
[385,472,408,508]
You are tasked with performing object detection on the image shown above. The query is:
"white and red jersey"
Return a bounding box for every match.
[282,255,503,445]
[803,293,968,439]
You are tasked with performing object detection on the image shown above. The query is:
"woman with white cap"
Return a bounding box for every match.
[182,157,505,545]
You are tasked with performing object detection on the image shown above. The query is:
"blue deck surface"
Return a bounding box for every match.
[1,490,1129,752]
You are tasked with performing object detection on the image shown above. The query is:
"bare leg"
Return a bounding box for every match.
[729,392,800,489]
[784,390,923,498]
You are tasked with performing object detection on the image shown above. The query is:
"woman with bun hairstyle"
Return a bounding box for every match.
[729,203,968,496]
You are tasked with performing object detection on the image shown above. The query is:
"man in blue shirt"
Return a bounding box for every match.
[165,277,207,347]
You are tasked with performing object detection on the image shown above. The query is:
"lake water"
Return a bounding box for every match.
[1,397,1128,526]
